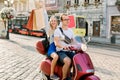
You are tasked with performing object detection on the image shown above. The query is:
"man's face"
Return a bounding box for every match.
[61,15,70,26]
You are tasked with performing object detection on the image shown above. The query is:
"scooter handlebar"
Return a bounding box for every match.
[67,43,87,52]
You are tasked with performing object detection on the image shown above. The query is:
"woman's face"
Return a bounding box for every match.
[50,18,57,29]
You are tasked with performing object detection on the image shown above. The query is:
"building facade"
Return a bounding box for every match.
[0,0,4,10]
[0,0,119,38]
[62,0,105,37]
[107,0,120,38]
[64,0,120,38]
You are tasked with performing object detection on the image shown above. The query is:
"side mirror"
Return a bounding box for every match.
[87,36,91,42]
[84,36,91,44]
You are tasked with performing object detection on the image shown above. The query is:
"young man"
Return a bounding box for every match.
[54,13,76,80]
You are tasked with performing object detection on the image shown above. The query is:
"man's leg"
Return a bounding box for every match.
[62,57,71,80]
[57,51,72,80]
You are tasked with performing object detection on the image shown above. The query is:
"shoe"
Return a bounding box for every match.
[63,77,71,80]
[50,75,60,80]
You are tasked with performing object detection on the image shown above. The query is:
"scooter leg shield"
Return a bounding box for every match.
[72,53,98,80]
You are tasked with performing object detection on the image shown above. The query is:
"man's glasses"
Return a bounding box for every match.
[62,19,70,21]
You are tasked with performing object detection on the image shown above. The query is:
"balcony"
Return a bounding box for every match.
[64,4,71,9]
[83,2,89,8]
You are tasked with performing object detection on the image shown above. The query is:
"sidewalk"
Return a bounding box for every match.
[90,36,120,47]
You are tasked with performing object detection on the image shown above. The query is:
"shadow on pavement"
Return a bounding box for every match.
[9,40,36,52]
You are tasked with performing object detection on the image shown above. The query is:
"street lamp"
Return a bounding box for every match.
[4,0,14,39]
[99,15,104,24]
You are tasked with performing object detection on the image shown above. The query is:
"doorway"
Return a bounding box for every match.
[93,21,100,36]
[85,21,88,36]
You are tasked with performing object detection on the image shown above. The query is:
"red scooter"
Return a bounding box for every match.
[36,36,100,80]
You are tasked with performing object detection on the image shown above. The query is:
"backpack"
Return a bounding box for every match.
[36,29,49,55]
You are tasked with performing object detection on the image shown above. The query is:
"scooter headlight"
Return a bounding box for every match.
[81,43,87,51]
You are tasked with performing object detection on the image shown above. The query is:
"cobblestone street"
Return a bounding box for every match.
[87,46,120,80]
[0,0,120,79]
[0,34,45,80]
[0,33,120,80]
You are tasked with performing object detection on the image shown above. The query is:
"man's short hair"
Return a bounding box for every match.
[60,13,68,21]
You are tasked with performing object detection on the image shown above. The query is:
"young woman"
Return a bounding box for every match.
[47,16,59,80]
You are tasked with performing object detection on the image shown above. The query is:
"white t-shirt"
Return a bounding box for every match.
[54,27,74,51]
[48,28,54,44]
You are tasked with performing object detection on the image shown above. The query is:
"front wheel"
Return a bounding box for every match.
[84,75,100,80]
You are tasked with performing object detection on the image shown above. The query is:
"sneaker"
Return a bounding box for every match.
[50,75,60,80]
[63,77,71,80]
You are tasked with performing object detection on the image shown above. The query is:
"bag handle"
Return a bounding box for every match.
[59,27,71,43]
[59,27,67,37]
[59,27,64,34]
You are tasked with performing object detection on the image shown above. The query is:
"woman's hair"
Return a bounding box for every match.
[49,15,58,29]
[49,15,57,22]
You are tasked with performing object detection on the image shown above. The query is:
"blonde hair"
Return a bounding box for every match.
[49,15,57,21]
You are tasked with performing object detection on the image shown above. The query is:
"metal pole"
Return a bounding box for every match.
[5,0,13,39]
[6,19,9,39]
[6,0,10,39]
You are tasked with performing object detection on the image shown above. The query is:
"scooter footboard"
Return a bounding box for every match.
[85,75,100,80]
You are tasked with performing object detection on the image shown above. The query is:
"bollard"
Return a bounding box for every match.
[111,34,116,44]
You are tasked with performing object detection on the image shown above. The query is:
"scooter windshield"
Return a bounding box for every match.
[75,36,86,44]
[74,36,88,51]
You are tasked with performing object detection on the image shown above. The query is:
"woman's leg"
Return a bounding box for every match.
[50,52,59,76]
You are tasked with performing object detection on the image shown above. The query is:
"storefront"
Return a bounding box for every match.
[111,15,120,34]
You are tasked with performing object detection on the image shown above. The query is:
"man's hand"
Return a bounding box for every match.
[63,46,69,50]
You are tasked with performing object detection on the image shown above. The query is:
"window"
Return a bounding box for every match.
[95,0,100,3]
[85,0,89,3]
[76,17,85,28]
[67,1,71,6]
[75,0,79,5]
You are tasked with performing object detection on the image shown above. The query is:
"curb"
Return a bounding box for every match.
[88,41,120,49]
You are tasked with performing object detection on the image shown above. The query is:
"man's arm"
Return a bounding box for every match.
[54,36,68,50]
[54,36,64,48]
